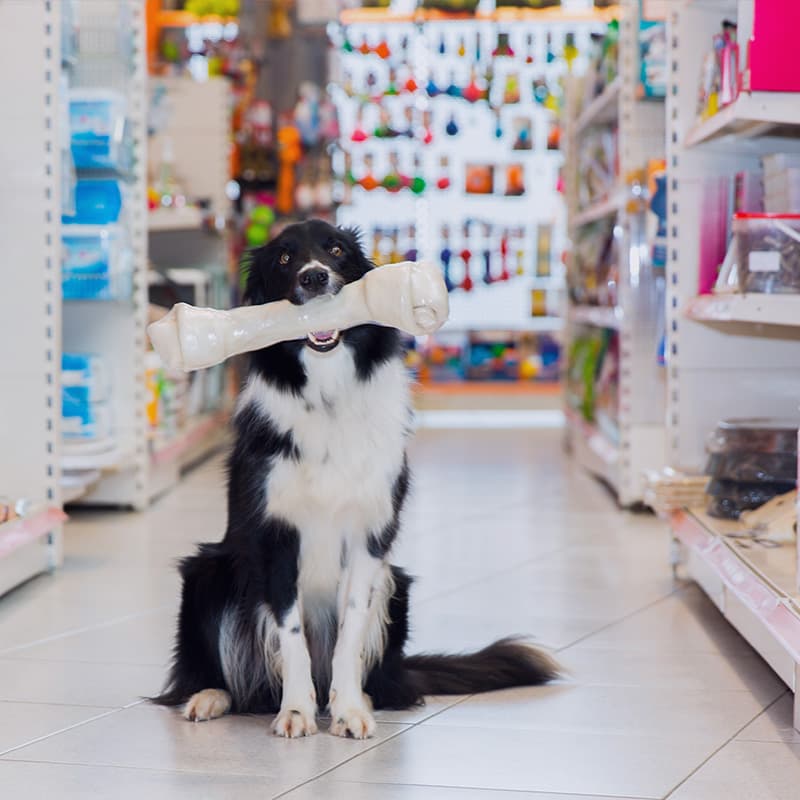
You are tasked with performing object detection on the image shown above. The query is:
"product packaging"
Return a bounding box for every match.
[733,213,800,293]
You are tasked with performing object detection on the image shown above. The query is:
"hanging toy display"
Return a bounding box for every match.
[563,32,578,69]
[373,107,396,139]
[358,35,371,56]
[410,154,426,194]
[460,239,474,292]
[494,109,503,139]
[504,72,521,104]
[546,32,556,63]
[351,107,368,142]
[505,162,526,196]
[276,115,302,215]
[437,155,451,190]
[358,153,379,191]
[493,32,514,58]
[382,151,403,192]
[385,68,399,96]
[426,76,441,98]
[445,113,460,137]
[482,222,493,285]
[422,111,434,144]
[374,34,391,60]
[438,33,446,55]
[499,230,511,282]
[462,69,482,104]
[446,72,462,98]
[404,71,418,93]
[525,33,535,65]
[457,36,466,57]
[404,224,418,262]
[440,225,454,292]
[371,228,383,265]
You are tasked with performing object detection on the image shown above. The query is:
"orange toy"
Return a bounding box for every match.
[276,120,302,215]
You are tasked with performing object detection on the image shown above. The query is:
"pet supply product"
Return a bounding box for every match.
[148,260,450,372]
[733,213,800,293]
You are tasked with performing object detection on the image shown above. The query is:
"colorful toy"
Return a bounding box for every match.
[275,118,302,215]
[148,260,450,372]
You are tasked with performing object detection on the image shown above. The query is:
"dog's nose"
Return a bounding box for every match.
[299,267,330,293]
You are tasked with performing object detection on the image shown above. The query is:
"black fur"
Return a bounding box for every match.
[153,219,559,718]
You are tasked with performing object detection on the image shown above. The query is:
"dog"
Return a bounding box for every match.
[153,219,559,738]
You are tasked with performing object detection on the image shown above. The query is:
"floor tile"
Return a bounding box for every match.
[0,658,165,708]
[0,701,110,756]
[326,723,724,799]
[5,703,408,791]
[423,683,776,740]
[3,609,175,666]
[560,645,785,705]
[737,694,800,744]
[576,585,756,656]
[668,740,800,800]
[0,760,285,800]
[283,779,635,799]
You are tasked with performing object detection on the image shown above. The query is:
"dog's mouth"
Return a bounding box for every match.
[306,330,341,353]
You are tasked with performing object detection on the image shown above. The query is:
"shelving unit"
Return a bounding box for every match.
[563,0,666,506]
[0,0,66,593]
[330,4,611,336]
[665,0,800,726]
[672,509,800,728]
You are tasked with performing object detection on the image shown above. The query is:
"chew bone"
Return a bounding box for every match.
[147,260,449,372]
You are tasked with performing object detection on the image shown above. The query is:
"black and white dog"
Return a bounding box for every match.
[154,219,558,738]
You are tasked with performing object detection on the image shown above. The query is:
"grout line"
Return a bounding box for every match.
[661,691,790,799]
[0,707,124,758]
[0,605,174,657]
[0,699,118,710]
[554,583,684,654]
[270,724,415,799]
[273,694,478,799]
[412,544,570,609]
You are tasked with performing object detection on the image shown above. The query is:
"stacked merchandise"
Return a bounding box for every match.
[565,326,619,441]
[63,84,134,301]
[704,419,797,520]
[62,353,112,442]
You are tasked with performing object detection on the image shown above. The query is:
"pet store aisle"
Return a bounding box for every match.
[0,427,796,799]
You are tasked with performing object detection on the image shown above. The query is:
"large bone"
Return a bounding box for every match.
[147,260,449,372]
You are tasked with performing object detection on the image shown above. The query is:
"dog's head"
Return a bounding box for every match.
[244,220,371,353]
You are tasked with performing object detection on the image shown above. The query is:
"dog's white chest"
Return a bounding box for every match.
[243,347,410,595]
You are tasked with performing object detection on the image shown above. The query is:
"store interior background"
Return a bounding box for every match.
[6,0,800,757]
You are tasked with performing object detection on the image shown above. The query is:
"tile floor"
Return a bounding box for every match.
[1,426,799,799]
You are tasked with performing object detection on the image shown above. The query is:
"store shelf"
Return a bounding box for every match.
[575,77,621,134]
[442,316,563,333]
[565,407,620,492]
[62,440,136,472]
[147,206,205,233]
[0,507,67,597]
[685,293,800,331]
[572,195,621,228]
[671,508,800,695]
[568,304,622,329]
[684,92,800,148]
[61,470,102,504]
[150,411,228,469]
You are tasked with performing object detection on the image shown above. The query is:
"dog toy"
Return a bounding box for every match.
[148,260,449,372]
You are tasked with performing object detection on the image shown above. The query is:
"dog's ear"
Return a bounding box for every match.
[242,241,281,305]
[338,225,373,269]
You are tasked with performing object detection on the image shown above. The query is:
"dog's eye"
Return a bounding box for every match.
[329,245,343,257]
[279,252,290,265]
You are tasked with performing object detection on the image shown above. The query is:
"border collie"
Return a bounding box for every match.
[153,219,558,738]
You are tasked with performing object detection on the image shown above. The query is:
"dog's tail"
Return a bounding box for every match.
[404,636,560,696]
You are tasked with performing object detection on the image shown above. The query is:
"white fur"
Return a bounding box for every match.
[237,342,411,737]
[239,345,410,602]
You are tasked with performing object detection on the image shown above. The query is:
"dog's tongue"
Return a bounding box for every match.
[312,330,335,340]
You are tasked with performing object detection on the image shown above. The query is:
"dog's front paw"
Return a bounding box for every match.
[183,689,231,722]
[329,694,376,739]
[272,706,318,738]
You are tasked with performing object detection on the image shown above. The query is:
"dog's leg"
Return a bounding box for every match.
[272,598,318,738]
[263,518,318,738]
[328,546,390,739]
